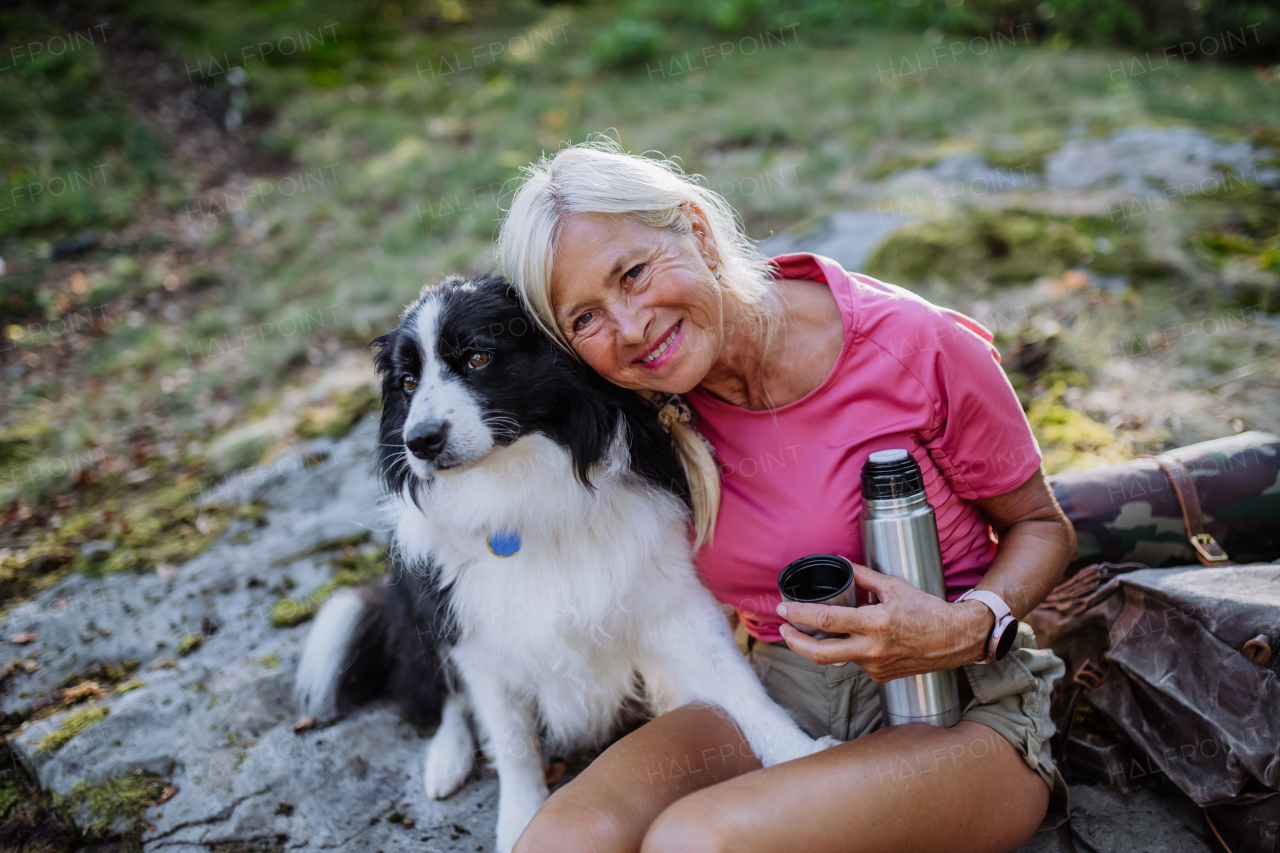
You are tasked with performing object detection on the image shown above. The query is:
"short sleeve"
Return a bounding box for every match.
[914,309,1043,500]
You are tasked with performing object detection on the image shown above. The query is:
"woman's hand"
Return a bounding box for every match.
[776,563,994,681]
[777,471,1076,680]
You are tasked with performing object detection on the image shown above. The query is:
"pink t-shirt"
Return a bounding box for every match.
[687,253,1042,643]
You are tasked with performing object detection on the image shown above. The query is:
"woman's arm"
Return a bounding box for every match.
[777,470,1075,679]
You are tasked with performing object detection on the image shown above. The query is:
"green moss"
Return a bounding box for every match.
[867,209,1130,288]
[35,706,109,754]
[273,530,372,566]
[64,771,165,853]
[0,481,254,608]
[272,541,386,628]
[0,738,77,852]
[176,634,203,656]
[294,385,380,440]
[116,677,145,694]
[0,780,23,818]
[1025,382,1130,474]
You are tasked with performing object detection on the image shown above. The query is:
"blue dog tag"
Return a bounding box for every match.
[486,530,521,558]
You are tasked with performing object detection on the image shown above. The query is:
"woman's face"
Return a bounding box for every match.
[550,211,724,394]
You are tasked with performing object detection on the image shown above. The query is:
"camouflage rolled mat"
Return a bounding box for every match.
[1048,431,1280,572]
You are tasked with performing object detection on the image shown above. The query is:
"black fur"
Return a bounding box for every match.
[372,275,689,499]
[330,275,689,726]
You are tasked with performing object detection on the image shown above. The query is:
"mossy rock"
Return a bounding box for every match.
[272,538,386,628]
[866,209,1140,288]
[63,771,166,853]
[0,739,77,853]
[35,706,109,755]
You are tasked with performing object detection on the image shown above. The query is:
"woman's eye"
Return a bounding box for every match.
[467,352,491,369]
[572,312,594,332]
[402,375,418,393]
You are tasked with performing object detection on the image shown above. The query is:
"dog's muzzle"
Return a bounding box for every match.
[405,419,450,461]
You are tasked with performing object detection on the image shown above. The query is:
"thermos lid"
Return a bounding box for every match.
[861,448,925,499]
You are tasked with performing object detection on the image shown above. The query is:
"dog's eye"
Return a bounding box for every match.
[467,352,491,369]
[402,375,418,393]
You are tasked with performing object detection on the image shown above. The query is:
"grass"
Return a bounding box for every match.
[1,1,1278,610]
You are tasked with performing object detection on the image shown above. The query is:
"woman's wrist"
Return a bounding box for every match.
[954,599,995,664]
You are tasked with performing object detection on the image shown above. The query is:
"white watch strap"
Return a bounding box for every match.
[956,589,1016,664]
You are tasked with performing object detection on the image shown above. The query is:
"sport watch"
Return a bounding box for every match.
[956,589,1018,664]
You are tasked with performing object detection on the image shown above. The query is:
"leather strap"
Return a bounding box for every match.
[1147,454,1234,566]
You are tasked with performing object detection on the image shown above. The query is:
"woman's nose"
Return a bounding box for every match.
[611,303,649,346]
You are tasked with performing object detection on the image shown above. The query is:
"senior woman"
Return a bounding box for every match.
[496,140,1074,853]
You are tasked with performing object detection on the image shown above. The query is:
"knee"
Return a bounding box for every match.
[641,799,736,853]
[512,798,630,853]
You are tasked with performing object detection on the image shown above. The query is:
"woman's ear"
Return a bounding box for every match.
[684,203,720,270]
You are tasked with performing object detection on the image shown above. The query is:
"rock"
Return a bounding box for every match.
[51,230,99,261]
[80,540,117,561]
[758,210,918,274]
[0,409,1231,852]
[203,416,294,476]
[1045,126,1260,196]
[1015,783,1212,853]
[5,416,504,851]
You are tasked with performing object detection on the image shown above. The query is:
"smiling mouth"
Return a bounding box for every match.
[637,320,681,365]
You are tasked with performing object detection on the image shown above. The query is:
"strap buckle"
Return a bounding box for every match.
[1191,533,1229,563]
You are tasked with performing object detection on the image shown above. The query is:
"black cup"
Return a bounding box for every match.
[777,554,857,640]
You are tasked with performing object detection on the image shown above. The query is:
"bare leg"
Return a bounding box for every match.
[642,719,1049,853]
[514,705,1048,853]
[513,704,761,853]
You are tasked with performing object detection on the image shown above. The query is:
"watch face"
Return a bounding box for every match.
[994,620,1019,661]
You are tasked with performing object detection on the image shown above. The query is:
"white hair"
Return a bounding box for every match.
[497,137,783,547]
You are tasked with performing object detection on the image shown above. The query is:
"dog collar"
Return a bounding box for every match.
[486,530,522,558]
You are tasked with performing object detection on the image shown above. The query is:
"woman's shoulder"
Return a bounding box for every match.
[845,271,995,353]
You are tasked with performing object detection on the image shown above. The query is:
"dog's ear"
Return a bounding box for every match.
[371,329,397,377]
[550,369,620,490]
[371,327,414,496]
[616,394,691,506]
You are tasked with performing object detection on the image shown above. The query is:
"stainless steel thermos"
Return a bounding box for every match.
[860,449,962,728]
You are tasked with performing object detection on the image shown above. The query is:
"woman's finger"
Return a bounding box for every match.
[777,622,878,667]
[776,601,864,633]
[850,563,898,598]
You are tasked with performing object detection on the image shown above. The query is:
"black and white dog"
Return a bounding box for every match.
[295,275,828,851]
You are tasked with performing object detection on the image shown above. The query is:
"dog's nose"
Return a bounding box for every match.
[405,420,450,460]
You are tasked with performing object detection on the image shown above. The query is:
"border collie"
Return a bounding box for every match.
[294,275,829,851]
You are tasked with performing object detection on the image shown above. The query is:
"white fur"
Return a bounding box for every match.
[393,431,831,852]
[424,693,476,799]
[404,301,494,478]
[294,587,365,719]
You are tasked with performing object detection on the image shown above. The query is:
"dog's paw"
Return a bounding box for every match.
[495,789,546,853]
[424,727,475,800]
[753,728,835,767]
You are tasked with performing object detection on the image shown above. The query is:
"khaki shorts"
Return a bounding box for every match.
[748,622,1069,832]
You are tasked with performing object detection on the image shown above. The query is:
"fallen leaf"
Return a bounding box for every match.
[294,716,316,734]
[402,818,415,828]
[157,783,179,805]
[156,563,177,581]
[9,632,37,644]
[61,681,103,704]
[22,659,38,672]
